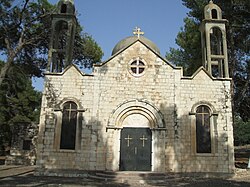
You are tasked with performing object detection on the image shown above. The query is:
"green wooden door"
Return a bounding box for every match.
[120,128,152,171]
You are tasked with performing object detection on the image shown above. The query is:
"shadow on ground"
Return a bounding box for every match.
[0,173,250,187]
[0,173,129,187]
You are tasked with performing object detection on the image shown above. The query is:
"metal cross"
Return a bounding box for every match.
[65,103,77,121]
[197,106,210,126]
[124,135,133,147]
[133,27,144,38]
[140,135,148,147]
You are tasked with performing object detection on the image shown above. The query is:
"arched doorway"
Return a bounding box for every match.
[106,100,166,172]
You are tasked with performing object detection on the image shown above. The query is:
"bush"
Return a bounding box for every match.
[234,118,250,146]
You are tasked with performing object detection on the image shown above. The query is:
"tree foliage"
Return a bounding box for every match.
[234,117,250,146]
[166,17,202,76]
[0,60,41,154]
[166,0,250,121]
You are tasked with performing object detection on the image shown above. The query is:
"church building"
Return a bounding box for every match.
[36,0,234,175]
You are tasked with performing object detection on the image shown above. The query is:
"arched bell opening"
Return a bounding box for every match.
[50,20,69,72]
[61,4,67,13]
[210,27,223,56]
[209,27,227,78]
[211,9,218,19]
[53,20,69,49]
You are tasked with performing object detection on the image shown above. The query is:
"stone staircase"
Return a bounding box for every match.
[35,169,175,186]
[87,171,177,186]
[35,169,234,186]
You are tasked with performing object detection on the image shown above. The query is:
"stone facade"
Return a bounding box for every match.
[36,0,234,175]
[36,40,234,174]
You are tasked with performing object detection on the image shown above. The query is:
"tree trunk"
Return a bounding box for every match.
[0,60,12,86]
[1,34,24,87]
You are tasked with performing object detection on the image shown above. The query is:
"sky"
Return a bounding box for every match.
[34,0,190,91]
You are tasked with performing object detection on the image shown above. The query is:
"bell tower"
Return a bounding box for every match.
[200,1,229,78]
[47,0,76,72]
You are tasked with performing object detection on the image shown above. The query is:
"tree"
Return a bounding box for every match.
[166,0,250,121]
[0,60,41,154]
[234,117,250,146]
[166,17,202,76]
[0,0,103,86]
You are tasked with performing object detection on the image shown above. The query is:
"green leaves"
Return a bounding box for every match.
[166,17,202,76]
[234,117,250,146]
[74,33,103,68]
[0,62,41,124]
[0,60,41,151]
[181,0,207,21]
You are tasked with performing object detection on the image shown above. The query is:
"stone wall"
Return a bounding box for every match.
[5,123,37,165]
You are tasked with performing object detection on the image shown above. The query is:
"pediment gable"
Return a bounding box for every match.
[45,64,92,77]
[94,40,176,69]
[181,66,232,82]
[192,67,213,81]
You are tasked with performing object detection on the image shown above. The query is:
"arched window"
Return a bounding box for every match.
[60,101,77,149]
[196,105,211,153]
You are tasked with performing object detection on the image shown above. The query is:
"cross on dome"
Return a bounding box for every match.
[133,27,144,38]
[66,0,74,3]
[60,0,74,4]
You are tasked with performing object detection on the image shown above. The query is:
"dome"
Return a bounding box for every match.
[111,36,160,56]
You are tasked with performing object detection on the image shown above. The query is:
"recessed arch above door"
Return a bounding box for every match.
[107,99,165,129]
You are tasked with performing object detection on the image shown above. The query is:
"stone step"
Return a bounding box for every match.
[94,172,117,178]
[87,173,115,182]
[88,171,170,183]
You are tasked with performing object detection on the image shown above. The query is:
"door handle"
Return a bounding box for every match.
[135,147,137,155]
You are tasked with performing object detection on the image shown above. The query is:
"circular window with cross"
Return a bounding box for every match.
[129,58,147,77]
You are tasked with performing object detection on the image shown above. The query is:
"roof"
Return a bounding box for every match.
[111,36,160,56]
